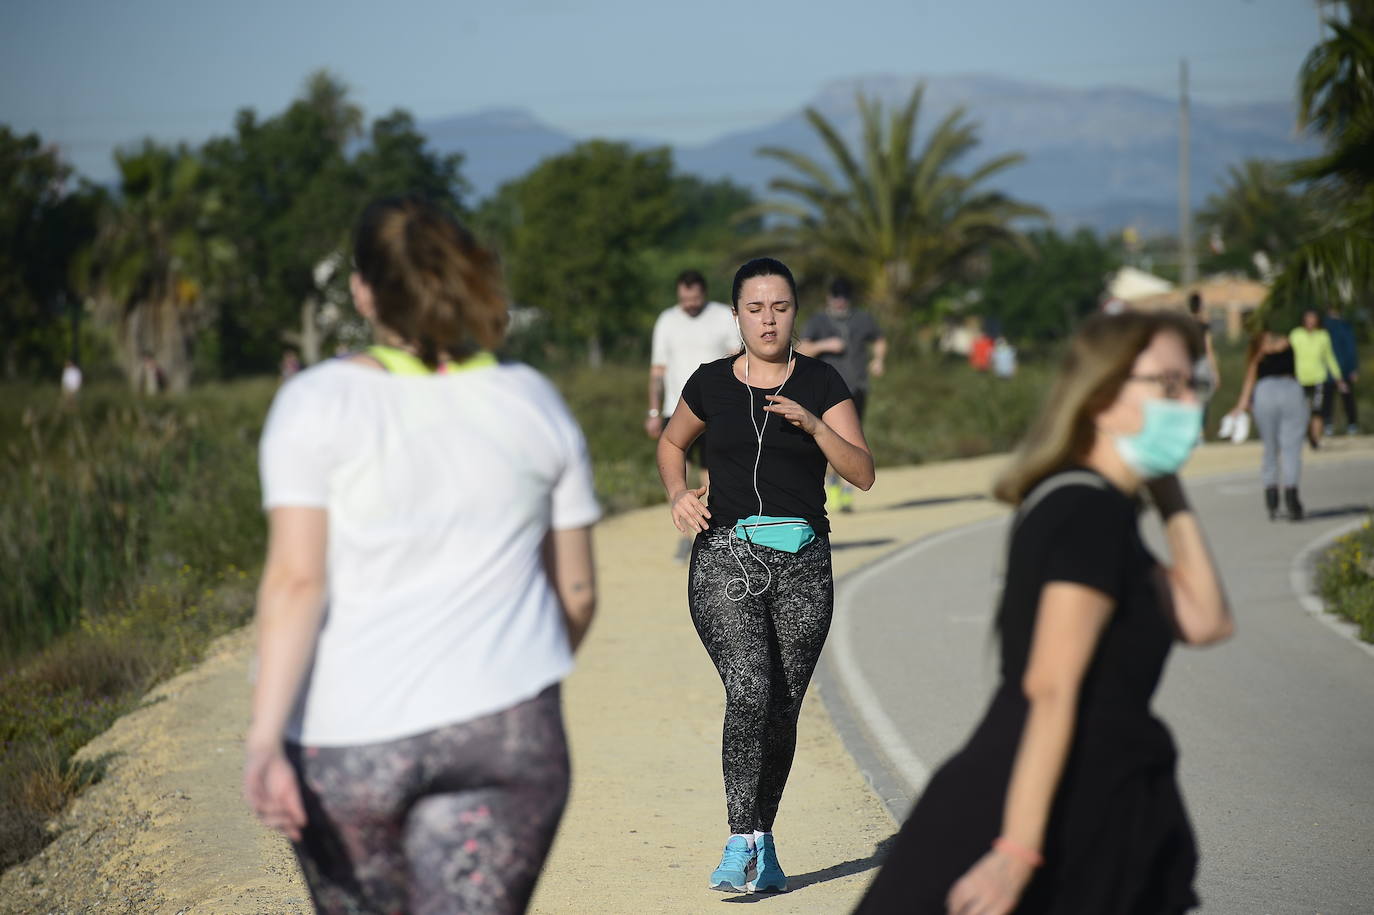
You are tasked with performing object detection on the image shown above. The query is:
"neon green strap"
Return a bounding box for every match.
[367,345,496,376]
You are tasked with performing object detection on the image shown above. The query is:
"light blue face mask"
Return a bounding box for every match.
[1113,398,1203,478]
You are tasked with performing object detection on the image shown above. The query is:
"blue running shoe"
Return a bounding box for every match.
[750,833,787,893]
[709,836,755,892]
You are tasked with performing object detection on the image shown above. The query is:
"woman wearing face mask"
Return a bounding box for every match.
[855,311,1232,915]
[657,257,875,895]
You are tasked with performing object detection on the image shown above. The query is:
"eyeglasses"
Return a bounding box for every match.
[1128,372,1213,400]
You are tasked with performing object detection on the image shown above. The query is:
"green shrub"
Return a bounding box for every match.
[1315,520,1374,642]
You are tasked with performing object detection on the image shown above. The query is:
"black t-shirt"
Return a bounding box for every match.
[801,309,882,392]
[679,353,852,534]
[997,469,1166,689]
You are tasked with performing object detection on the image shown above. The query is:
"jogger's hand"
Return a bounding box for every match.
[244,744,307,841]
[670,486,711,534]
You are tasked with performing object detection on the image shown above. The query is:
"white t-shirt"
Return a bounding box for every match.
[650,302,739,416]
[258,358,601,746]
[61,365,82,394]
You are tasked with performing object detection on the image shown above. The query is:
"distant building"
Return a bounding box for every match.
[1107,266,1175,303]
[1133,274,1268,341]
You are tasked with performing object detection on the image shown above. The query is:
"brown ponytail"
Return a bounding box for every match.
[352,196,508,369]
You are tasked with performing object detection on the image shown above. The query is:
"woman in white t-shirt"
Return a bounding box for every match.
[244,196,600,914]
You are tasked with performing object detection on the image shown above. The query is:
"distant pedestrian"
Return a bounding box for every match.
[1322,304,1359,435]
[659,257,874,896]
[1229,330,1309,520]
[856,311,1231,915]
[992,336,1018,379]
[245,195,600,914]
[1289,309,1347,448]
[647,269,739,560]
[799,277,886,512]
[940,317,976,360]
[280,348,301,380]
[1188,293,1221,435]
[60,360,82,401]
[137,353,163,396]
[970,328,995,372]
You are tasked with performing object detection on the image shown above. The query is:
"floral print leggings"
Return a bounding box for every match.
[689,528,834,835]
[285,684,568,915]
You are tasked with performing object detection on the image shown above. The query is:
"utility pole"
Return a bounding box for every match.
[1178,58,1197,287]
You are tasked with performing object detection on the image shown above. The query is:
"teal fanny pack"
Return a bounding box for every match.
[733,515,816,553]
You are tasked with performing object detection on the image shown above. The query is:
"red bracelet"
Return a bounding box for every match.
[993,836,1044,868]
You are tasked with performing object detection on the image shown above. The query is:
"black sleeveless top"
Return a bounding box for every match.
[1257,348,1295,379]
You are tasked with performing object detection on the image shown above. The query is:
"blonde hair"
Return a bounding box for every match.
[353,196,508,370]
[993,311,1203,505]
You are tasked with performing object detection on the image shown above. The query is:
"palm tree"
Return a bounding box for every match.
[1196,159,1317,279]
[1297,5,1374,142]
[81,141,226,392]
[749,85,1043,325]
[1269,2,1374,317]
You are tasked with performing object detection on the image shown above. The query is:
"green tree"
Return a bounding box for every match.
[752,86,1044,327]
[201,71,364,374]
[1269,1,1374,322]
[978,228,1120,341]
[497,140,681,363]
[81,141,227,392]
[1197,159,1317,279]
[355,109,468,206]
[0,128,100,379]
[203,73,469,374]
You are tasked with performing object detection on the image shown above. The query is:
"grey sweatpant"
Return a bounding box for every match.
[1253,376,1307,488]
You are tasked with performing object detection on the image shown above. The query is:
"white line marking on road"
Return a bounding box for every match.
[830,516,1008,798]
[1288,518,1374,660]
[828,456,1374,809]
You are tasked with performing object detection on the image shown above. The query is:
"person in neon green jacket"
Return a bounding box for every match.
[1289,310,1348,448]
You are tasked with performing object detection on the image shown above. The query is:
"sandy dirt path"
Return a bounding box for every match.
[4,439,1366,913]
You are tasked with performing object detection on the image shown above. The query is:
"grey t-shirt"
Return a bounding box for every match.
[801,309,882,392]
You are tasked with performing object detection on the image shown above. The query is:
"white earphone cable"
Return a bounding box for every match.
[725,344,794,602]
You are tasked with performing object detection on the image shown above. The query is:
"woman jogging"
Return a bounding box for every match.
[856,311,1233,914]
[1228,330,1309,520]
[244,196,600,914]
[657,257,874,895]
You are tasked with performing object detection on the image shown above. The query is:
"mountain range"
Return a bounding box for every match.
[421,73,1319,234]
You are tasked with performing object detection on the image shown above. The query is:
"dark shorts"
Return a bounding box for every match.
[1304,384,1326,416]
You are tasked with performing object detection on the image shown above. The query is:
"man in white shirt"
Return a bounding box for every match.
[60,360,82,401]
[646,270,738,558]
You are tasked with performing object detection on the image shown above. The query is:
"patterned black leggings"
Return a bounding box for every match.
[285,685,569,915]
[689,528,834,835]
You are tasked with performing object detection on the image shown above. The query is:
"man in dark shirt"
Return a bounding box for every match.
[1323,304,1360,434]
[799,277,886,512]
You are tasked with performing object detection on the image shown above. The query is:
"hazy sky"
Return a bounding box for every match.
[1,0,1329,183]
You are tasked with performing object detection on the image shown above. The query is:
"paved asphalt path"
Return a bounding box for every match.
[822,457,1374,914]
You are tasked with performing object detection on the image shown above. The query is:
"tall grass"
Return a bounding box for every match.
[1,380,272,869]
[1,381,272,657]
